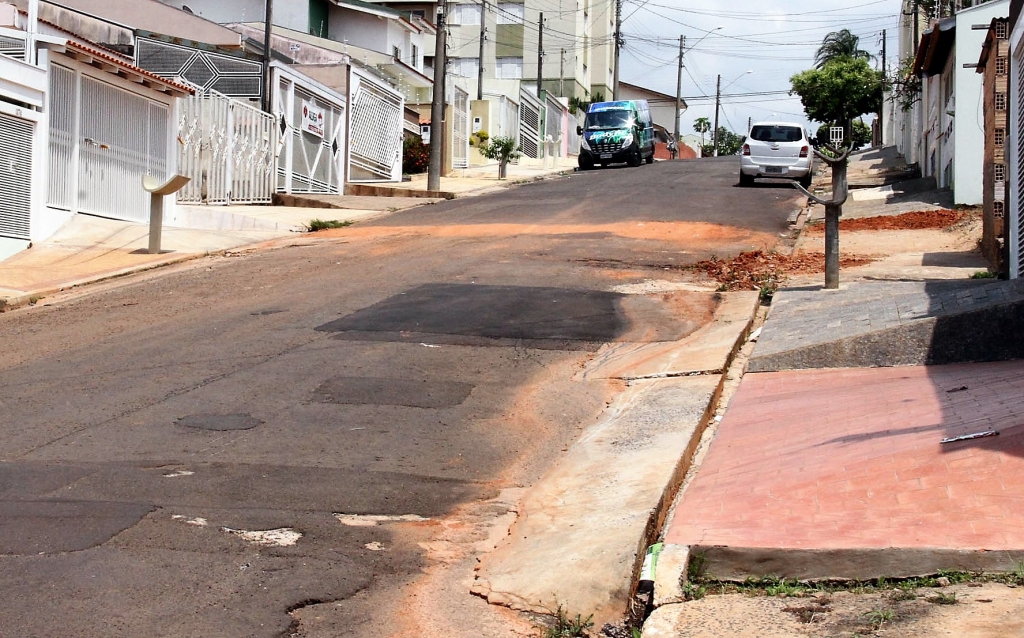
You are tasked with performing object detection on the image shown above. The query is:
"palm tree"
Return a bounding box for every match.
[693,117,711,146]
[814,29,873,68]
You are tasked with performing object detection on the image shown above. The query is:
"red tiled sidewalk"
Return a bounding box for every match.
[665,360,1024,550]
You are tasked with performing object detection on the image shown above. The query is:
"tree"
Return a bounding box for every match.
[569,91,605,116]
[704,127,744,157]
[693,117,711,147]
[814,29,872,68]
[790,57,883,141]
[815,119,870,150]
[480,135,522,179]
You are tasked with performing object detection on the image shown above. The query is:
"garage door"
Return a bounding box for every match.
[0,112,33,240]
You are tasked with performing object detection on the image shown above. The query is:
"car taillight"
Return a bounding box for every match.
[742,144,750,156]
[799,145,809,158]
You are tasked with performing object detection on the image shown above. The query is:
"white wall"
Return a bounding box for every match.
[1008,13,1024,277]
[157,0,309,32]
[954,0,1010,205]
[329,10,388,55]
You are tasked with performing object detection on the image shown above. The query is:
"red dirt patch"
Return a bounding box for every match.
[808,209,964,232]
[690,250,874,291]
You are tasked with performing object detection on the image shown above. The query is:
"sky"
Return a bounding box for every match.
[618,0,903,137]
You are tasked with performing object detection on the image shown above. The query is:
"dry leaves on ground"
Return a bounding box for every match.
[691,250,874,292]
[806,209,966,232]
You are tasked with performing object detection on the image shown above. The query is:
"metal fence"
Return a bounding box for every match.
[566,111,580,156]
[519,88,543,159]
[177,85,276,204]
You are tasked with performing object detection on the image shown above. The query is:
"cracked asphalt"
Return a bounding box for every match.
[0,157,800,637]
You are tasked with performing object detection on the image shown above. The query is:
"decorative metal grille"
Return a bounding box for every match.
[48,64,75,210]
[177,84,276,204]
[452,86,469,169]
[519,88,542,159]
[1016,43,1024,277]
[348,68,404,181]
[0,112,32,240]
[275,72,346,194]
[136,37,263,99]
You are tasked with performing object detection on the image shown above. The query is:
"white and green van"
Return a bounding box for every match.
[577,100,655,169]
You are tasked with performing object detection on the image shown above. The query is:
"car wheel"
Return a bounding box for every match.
[645,152,654,165]
[627,146,642,167]
[739,172,754,187]
[799,173,812,189]
[600,162,609,168]
[579,158,594,171]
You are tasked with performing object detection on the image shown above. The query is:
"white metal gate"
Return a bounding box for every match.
[452,86,469,169]
[519,88,542,159]
[47,64,169,223]
[274,67,346,194]
[177,86,276,204]
[348,68,404,182]
[1014,41,1024,278]
[545,93,563,156]
[0,112,33,240]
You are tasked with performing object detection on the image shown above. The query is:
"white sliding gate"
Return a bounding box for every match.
[347,67,404,182]
[519,88,543,159]
[274,65,346,194]
[177,86,276,204]
[48,63,172,223]
[0,111,33,240]
[451,86,470,170]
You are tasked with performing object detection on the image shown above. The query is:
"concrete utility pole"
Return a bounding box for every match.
[537,12,544,97]
[612,0,621,99]
[712,73,721,156]
[913,0,920,55]
[261,0,274,113]
[560,48,565,97]
[477,0,486,100]
[428,0,448,192]
[673,35,684,157]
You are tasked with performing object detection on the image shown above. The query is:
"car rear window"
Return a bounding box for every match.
[749,125,804,143]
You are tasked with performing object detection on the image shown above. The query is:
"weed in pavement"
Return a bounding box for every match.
[927,592,958,605]
[542,605,594,638]
[306,219,353,231]
[863,607,895,631]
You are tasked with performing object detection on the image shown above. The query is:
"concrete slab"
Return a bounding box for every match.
[472,375,722,625]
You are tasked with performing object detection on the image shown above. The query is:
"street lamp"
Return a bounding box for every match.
[674,27,722,158]
[713,70,753,156]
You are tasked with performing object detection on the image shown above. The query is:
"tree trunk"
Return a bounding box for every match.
[499,159,508,179]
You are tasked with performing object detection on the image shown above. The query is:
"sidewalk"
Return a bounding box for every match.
[644,148,1024,634]
[0,161,569,311]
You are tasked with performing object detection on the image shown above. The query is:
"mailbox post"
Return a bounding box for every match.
[142,174,191,254]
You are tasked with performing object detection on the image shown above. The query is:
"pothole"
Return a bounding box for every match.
[222,527,302,546]
[176,413,264,431]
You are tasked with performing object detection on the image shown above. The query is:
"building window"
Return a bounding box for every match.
[995,200,1005,218]
[996,21,1008,39]
[997,56,1007,75]
[495,56,523,79]
[412,44,419,68]
[411,9,425,18]
[450,57,480,77]
[450,3,482,25]
[995,163,1006,182]
[996,128,1006,146]
[996,92,1007,111]
[393,45,401,60]
[497,3,524,24]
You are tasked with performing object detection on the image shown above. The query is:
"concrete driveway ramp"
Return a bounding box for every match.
[313,376,475,408]
[750,279,1024,372]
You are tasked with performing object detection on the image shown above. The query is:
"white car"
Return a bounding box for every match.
[739,122,813,188]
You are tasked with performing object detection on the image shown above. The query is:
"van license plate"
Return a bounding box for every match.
[600,153,613,159]
[764,166,784,174]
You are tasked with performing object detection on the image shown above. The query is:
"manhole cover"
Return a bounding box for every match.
[176,413,264,431]
[313,377,475,408]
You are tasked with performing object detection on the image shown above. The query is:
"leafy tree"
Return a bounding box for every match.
[705,127,744,156]
[815,29,872,68]
[790,57,883,142]
[569,91,605,116]
[480,135,521,179]
[888,55,922,113]
[815,119,870,150]
[402,137,430,174]
[693,117,711,146]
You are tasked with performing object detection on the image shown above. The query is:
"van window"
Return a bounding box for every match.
[586,109,632,130]
[750,125,803,143]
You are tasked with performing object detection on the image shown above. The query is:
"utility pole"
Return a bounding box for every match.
[612,0,621,99]
[880,28,886,137]
[712,73,721,156]
[537,12,544,97]
[673,35,684,158]
[560,48,565,97]
[261,0,274,113]
[427,0,448,192]
[477,0,486,100]
[913,0,919,55]
[747,116,752,133]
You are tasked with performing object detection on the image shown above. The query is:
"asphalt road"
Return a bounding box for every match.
[0,157,801,637]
